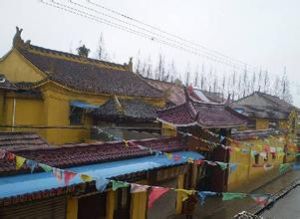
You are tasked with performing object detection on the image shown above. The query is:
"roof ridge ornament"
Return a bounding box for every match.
[13,26,25,48]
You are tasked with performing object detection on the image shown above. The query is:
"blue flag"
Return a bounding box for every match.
[95,178,110,192]
[198,191,217,205]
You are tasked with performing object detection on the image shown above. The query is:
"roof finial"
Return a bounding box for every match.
[13,26,24,48]
[128,57,133,72]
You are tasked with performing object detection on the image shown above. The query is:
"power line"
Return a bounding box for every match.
[69,0,240,68]
[42,0,244,69]
[87,0,256,71]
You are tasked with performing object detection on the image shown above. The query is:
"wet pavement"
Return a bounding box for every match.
[193,170,300,219]
[261,186,300,219]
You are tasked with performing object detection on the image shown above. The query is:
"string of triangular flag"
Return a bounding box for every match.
[202,129,297,152]
[0,149,287,208]
[0,148,277,208]
[178,130,299,159]
[94,128,296,174]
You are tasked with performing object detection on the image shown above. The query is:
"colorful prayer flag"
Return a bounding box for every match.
[220,135,225,143]
[111,180,129,191]
[173,154,181,162]
[52,167,63,182]
[26,159,38,173]
[64,171,77,185]
[279,163,291,174]
[250,194,272,207]
[165,153,173,160]
[229,163,238,173]
[0,149,6,159]
[15,156,26,170]
[251,150,258,157]
[123,140,129,147]
[259,152,267,159]
[130,183,149,193]
[148,186,170,208]
[6,152,15,161]
[198,191,217,205]
[241,148,250,154]
[95,178,109,192]
[222,192,247,201]
[234,147,241,153]
[216,161,228,170]
[39,163,53,172]
[194,160,205,165]
[137,145,147,150]
[175,189,195,202]
[187,158,194,163]
[80,174,93,182]
[206,161,218,166]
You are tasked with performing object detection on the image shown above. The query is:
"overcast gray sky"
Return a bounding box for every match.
[1,0,300,105]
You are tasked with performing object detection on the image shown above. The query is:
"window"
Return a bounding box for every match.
[69,106,84,125]
[254,154,260,165]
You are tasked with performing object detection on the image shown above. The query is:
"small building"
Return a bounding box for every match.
[0,132,204,219]
[0,27,165,144]
[232,91,298,130]
[157,90,247,192]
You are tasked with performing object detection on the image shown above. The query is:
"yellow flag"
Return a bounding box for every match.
[234,147,241,153]
[187,158,194,163]
[123,140,129,148]
[80,174,93,182]
[257,145,263,151]
[16,156,26,170]
[175,189,195,201]
[165,153,173,160]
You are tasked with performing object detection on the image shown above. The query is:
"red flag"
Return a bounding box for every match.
[194,160,205,165]
[148,186,170,208]
[6,152,15,161]
[173,154,181,161]
[64,171,77,185]
[250,194,271,207]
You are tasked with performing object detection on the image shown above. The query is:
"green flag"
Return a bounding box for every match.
[279,163,291,174]
[39,163,52,172]
[112,180,129,191]
[222,192,247,201]
[216,161,228,170]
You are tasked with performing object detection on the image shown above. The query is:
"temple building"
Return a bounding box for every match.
[0,27,165,144]
[157,91,247,192]
[232,91,298,130]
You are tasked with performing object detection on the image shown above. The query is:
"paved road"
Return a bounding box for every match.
[194,171,300,219]
[170,171,300,219]
[261,186,300,219]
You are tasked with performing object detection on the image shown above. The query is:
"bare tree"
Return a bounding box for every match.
[263,70,270,93]
[281,66,293,103]
[194,65,199,87]
[222,75,226,99]
[273,75,281,97]
[250,72,256,93]
[258,68,263,91]
[156,54,165,80]
[242,67,248,97]
[96,33,109,61]
[169,60,177,82]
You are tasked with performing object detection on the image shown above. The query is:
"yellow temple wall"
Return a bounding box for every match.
[0,49,45,82]
[228,135,291,192]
